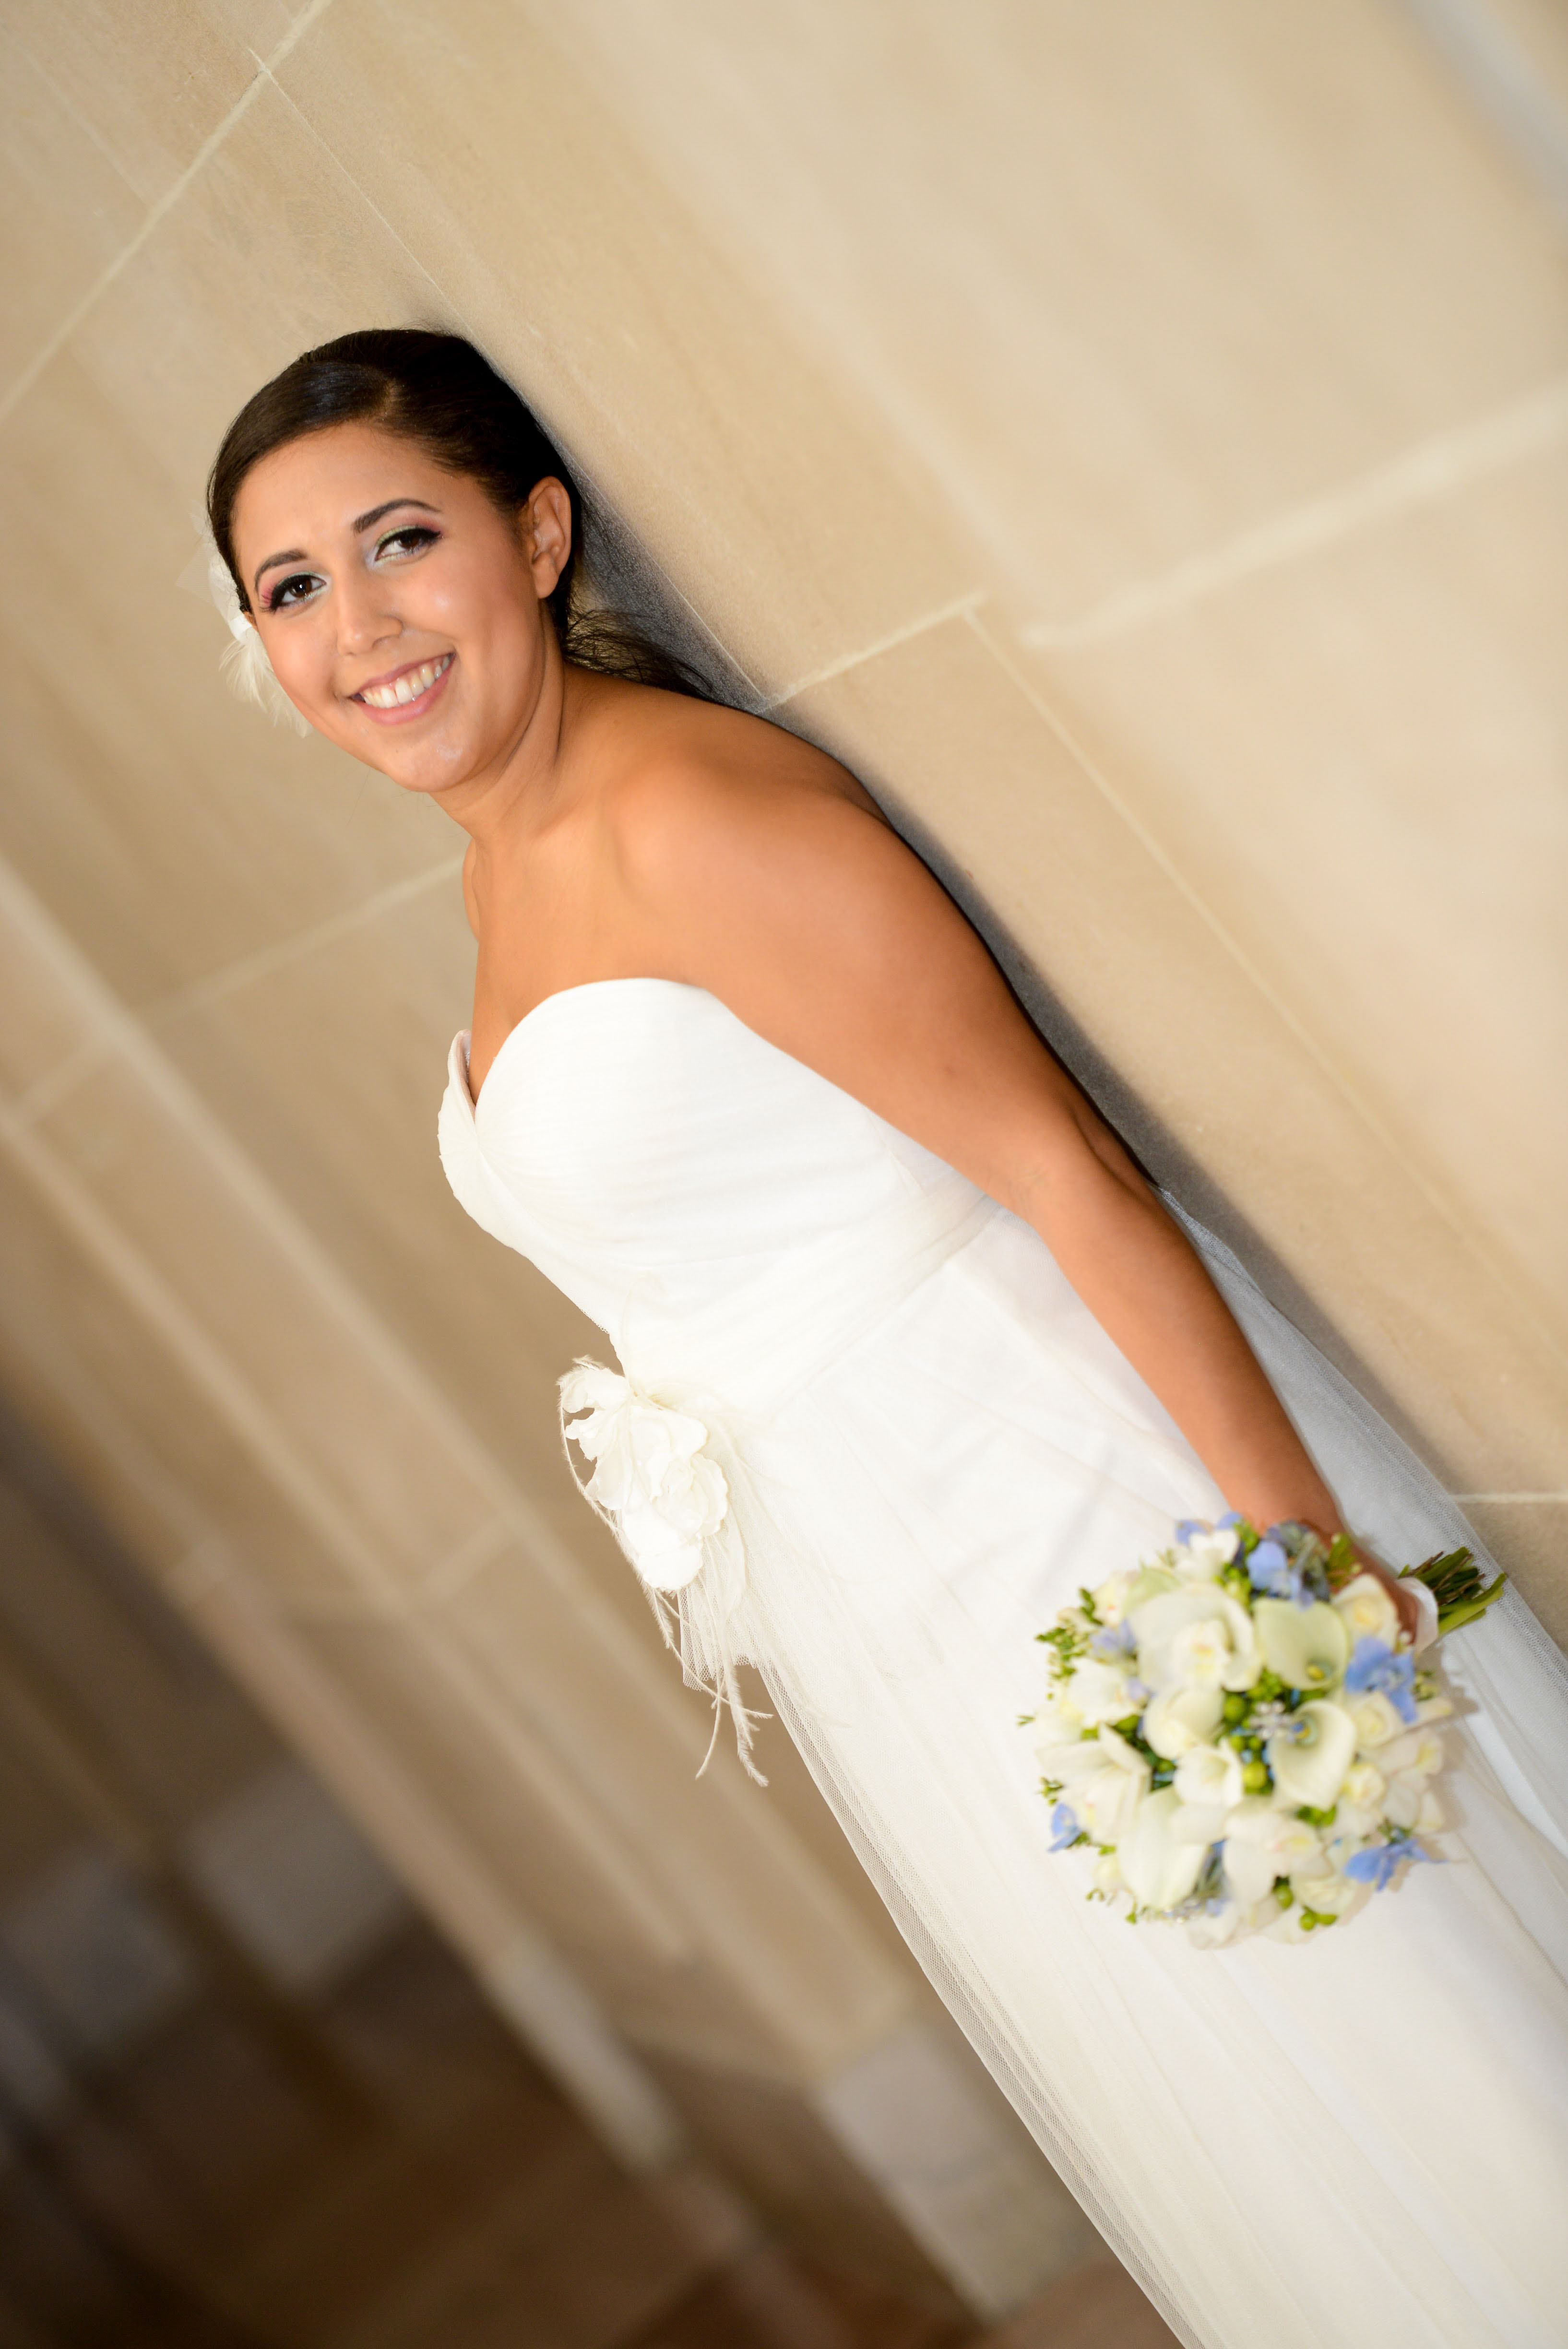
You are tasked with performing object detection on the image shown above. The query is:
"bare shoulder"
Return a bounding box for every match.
[572,680,989,1023]
[587,688,891,891]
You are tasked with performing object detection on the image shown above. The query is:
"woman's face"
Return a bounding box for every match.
[230,421,570,797]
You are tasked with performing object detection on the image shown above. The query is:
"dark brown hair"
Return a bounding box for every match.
[207,329,713,698]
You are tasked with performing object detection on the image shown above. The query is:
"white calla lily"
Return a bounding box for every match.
[1266,1700,1357,1811]
[1253,1599,1350,1693]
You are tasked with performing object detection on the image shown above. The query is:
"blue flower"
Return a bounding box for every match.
[1216,1511,1244,1530]
[1089,1623,1137,1661]
[1247,1539,1292,1597]
[1175,1518,1208,1545]
[1343,1636,1418,1724]
[1343,1833,1441,1892]
[1048,1803,1082,1852]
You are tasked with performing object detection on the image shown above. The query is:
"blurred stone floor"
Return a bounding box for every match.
[0,1917,1174,2349]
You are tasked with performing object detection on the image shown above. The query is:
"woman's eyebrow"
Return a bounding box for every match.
[352,496,441,534]
[253,546,307,596]
[252,500,441,596]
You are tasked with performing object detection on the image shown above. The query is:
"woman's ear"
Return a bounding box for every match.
[523,477,572,597]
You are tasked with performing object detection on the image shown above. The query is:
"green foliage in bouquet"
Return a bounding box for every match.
[1401,1545,1506,1637]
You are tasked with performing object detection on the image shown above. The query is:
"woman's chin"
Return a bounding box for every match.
[368,736,485,797]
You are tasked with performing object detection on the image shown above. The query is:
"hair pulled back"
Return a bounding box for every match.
[207,329,711,700]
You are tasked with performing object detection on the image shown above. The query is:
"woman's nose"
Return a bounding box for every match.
[335,573,400,654]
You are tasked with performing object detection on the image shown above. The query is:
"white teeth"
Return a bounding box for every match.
[359,653,450,709]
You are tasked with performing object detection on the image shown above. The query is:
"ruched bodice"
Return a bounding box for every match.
[439,979,992,1403]
[436,973,1568,2349]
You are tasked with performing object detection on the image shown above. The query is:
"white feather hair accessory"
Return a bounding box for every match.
[205,535,309,735]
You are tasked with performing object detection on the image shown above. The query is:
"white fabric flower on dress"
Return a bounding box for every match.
[560,1364,729,1590]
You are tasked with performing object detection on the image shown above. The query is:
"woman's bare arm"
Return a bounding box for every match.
[607,746,1418,1632]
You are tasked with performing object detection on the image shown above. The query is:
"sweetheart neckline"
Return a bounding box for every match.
[465,976,708,1114]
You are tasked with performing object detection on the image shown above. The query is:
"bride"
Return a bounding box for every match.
[208,329,1568,2348]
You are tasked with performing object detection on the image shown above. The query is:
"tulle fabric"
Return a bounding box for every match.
[439,981,1568,2349]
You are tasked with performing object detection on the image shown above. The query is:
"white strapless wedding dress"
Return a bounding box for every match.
[438,977,1568,2349]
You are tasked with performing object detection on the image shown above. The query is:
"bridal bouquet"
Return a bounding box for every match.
[1031,1518,1503,1947]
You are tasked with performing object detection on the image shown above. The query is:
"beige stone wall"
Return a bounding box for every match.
[0,0,1563,2307]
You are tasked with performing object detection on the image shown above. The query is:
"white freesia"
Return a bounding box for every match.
[1332,1572,1403,1647]
[1142,1683,1224,1760]
[1266,1699,1357,1812]
[561,1365,729,1590]
[1340,1761,1387,1811]
[1031,1693,1086,1753]
[1171,1741,1245,1844]
[1383,1771,1435,1830]
[1186,1898,1253,1950]
[1168,1618,1235,1689]
[1090,1570,1136,1626]
[1346,1689,1407,1752]
[1124,1565,1182,1613]
[1047,1725,1151,1845]
[1253,1598,1350,1691]
[1120,1787,1209,1911]
[1375,1729,1446,1782]
[1269,1868,1363,1941]
[1290,1871,1359,1917]
[1335,1760,1387,1832]
[1059,1657,1137,1729]
[1133,1586,1259,1694]
[1222,1801,1325,1905]
[1174,1524,1240,1578]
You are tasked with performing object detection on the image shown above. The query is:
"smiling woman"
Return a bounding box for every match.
[208,330,711,715]
[204,329,1568,2349]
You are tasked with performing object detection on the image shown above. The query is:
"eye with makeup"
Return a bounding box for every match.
[371,522,441,564]
[264,569,326,612]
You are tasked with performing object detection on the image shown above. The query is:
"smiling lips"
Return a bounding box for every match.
[355,651,453,715]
